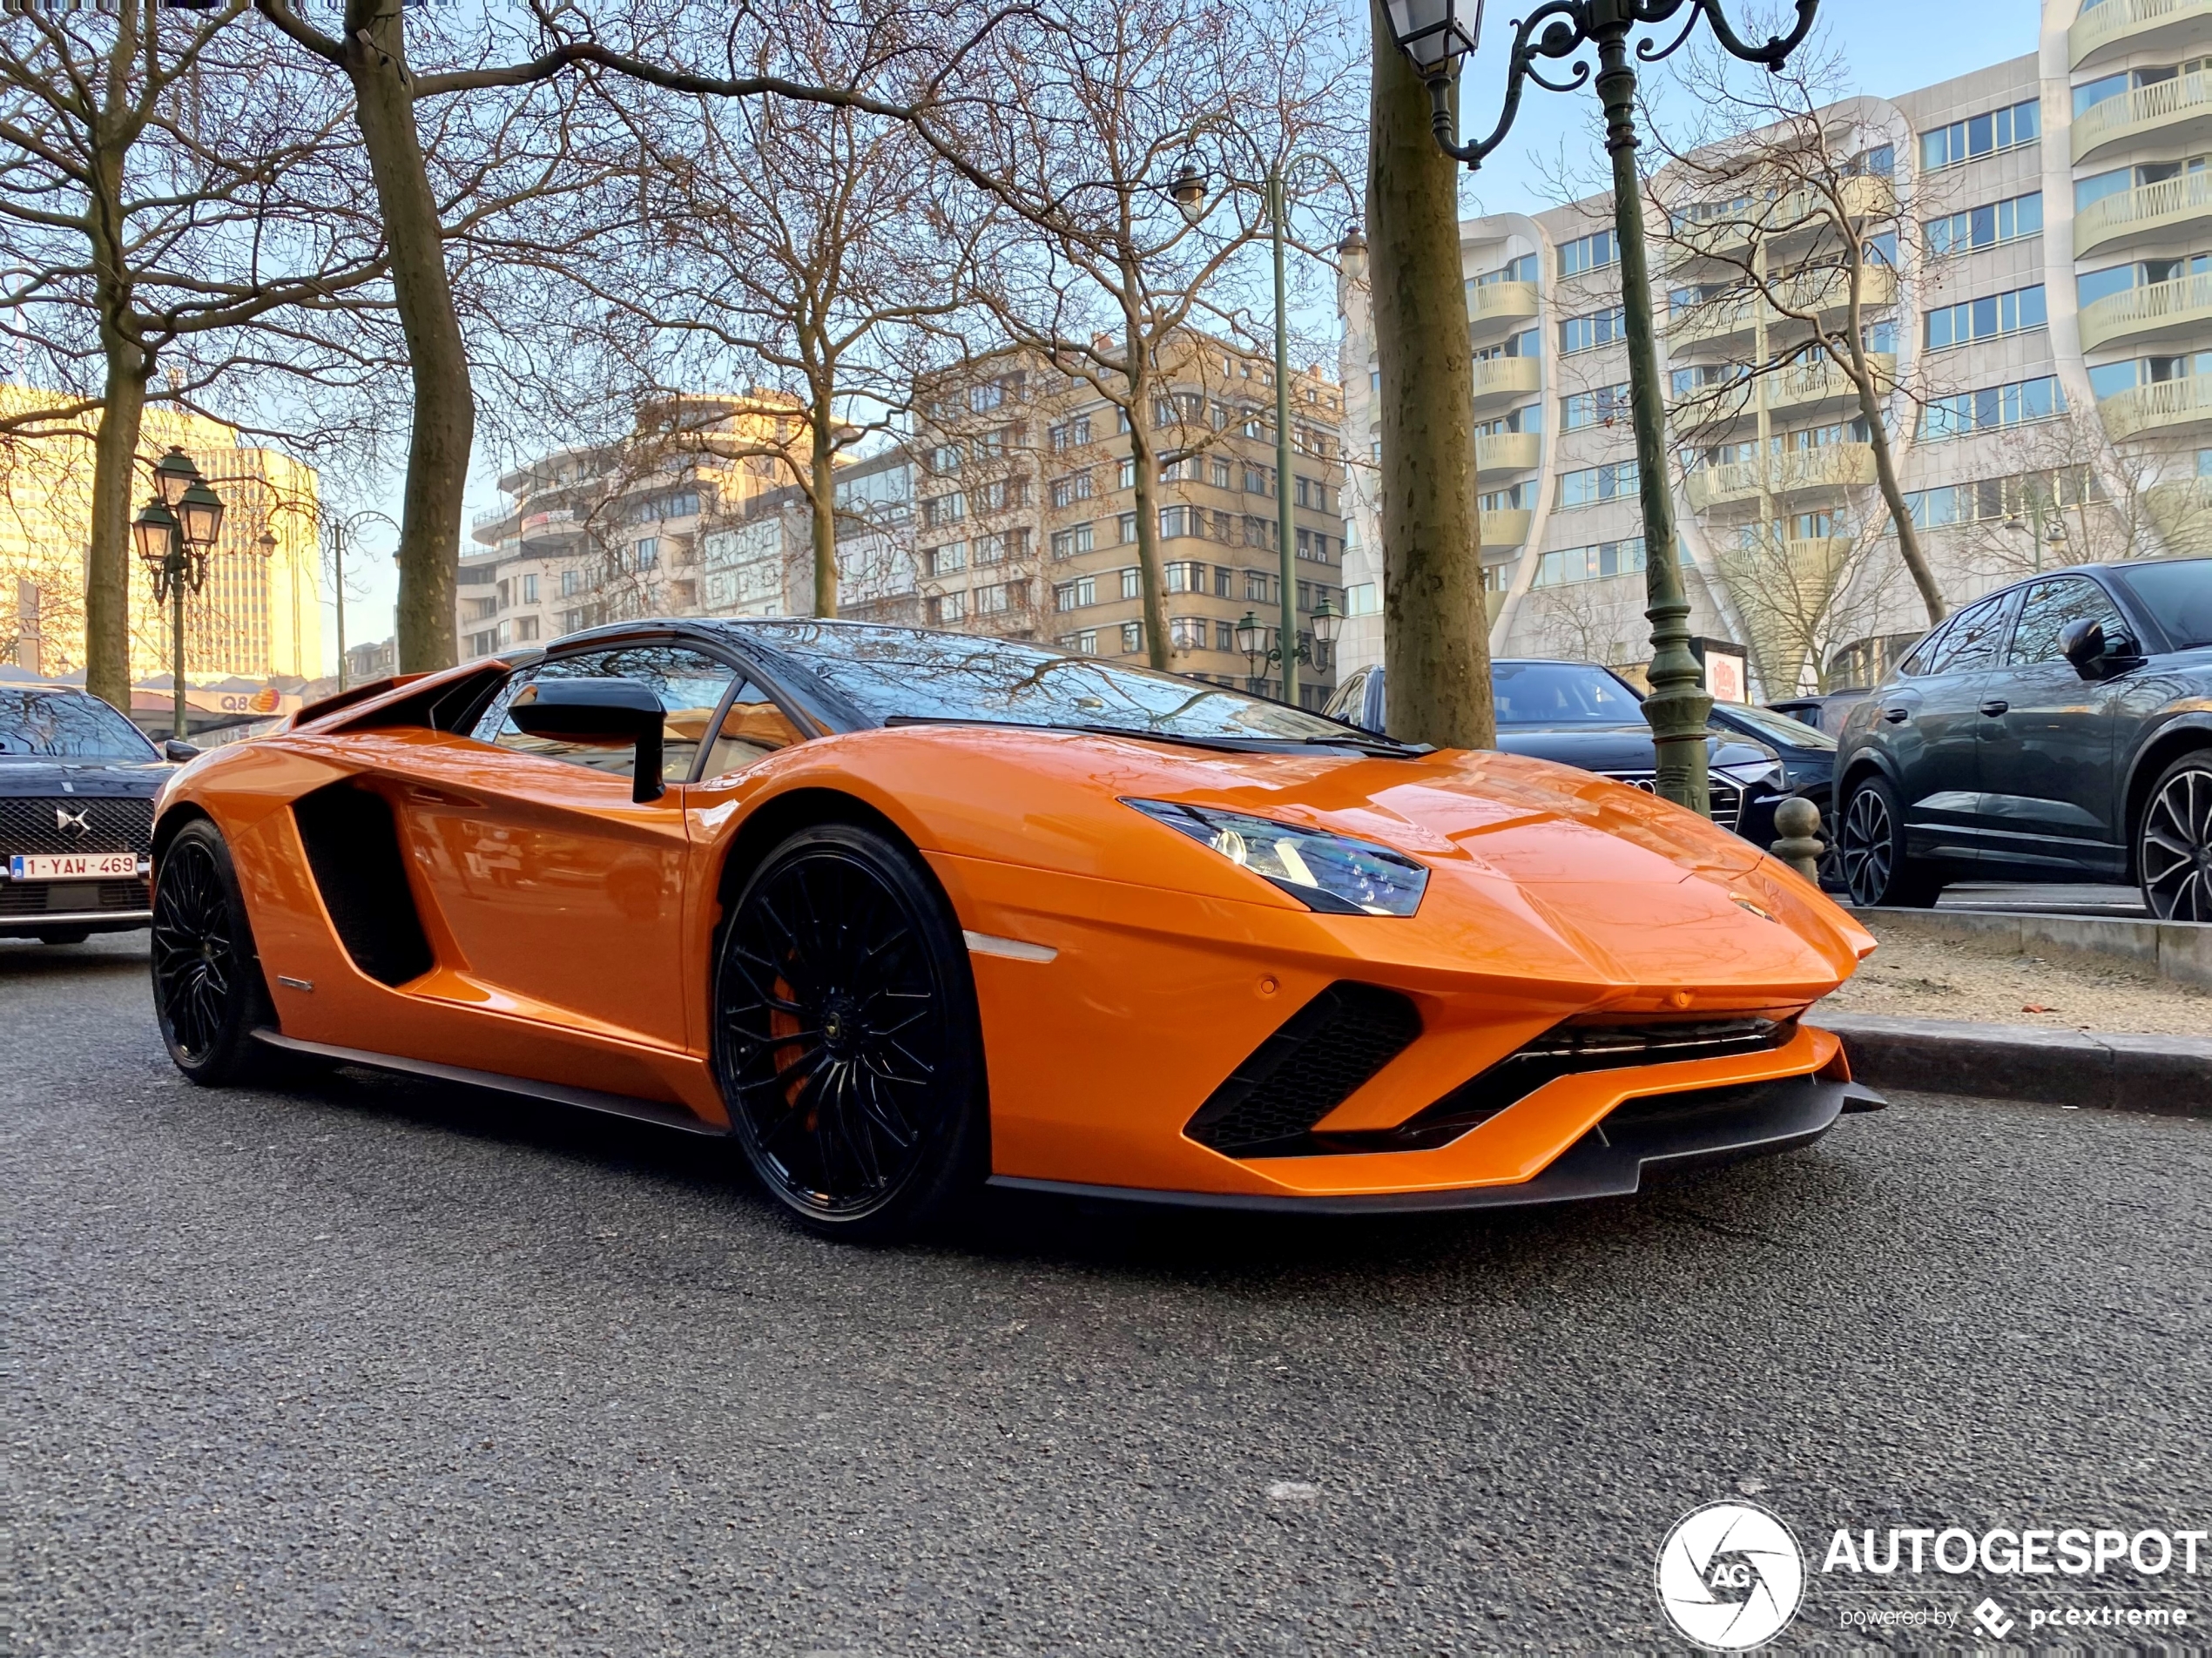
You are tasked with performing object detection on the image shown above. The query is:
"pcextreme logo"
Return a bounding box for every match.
[1656,1500,1806,1651]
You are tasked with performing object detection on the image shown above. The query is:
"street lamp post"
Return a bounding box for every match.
[1380,0,1819,812]
[324,509,398,691]
[1236,596,1341,695]
[132,448,226,742]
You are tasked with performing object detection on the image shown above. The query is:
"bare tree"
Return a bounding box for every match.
[1,2,386,708]
[1649,50,1946,627]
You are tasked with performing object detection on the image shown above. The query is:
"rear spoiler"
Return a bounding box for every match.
[286,673,430,731]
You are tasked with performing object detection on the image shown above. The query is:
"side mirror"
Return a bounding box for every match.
[507,677,667,802]
[2058,618,2142,681]
[162,739,200,763]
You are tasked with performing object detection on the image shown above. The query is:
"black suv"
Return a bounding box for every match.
[1,687,182,943]
[1834,556,2212,920]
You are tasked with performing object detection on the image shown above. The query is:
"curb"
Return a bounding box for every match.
[1847,905,2212,991]
[1817,1014,2212,1116]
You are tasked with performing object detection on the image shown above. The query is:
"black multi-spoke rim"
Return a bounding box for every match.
[152,838,237,1062]
[1839,788,1892,905]
[2141,765,2212,922]
[715,851,945,1217]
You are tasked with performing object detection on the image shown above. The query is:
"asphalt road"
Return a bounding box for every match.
[8,933,2209,1656]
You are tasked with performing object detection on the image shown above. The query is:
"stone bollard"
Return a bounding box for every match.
[1770,796,1825,885]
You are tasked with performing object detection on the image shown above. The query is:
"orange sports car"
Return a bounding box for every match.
[150,621,1881,1237]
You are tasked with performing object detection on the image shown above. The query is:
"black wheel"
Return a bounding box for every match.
[151,819,276,1084]
[711,822,987,1241]
[37,928,91,946]
[1838,775,1942,908]
[2139,751,2212,922]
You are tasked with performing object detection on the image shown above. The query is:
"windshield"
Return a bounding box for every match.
[739,623,1359,742]
[2111,556,2212,649]
[1493,661,1645,726]
[0,690,158,760]
[1715,702,1837,751]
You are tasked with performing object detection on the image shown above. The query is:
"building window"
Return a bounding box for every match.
[1055,576,1096,610]
[1116,512,1137,543]
[1120,621,1143,653]
[560,569,582,597]
[922,492,966,528]
[1919,98,2040,171]
[1165,561,1207,592]
[1535,536,1647,588]
[1159,505,1199,539]
[1049,523,1095,559]
[1924,284,2046,349]
[931,443,962,475]
[1120,567,1142,600]
[1116,456,1136,489]
[1244,464,1270,495]
[514,615,540,642]
[1049,472,1092,509]
[1169,616,1209,649]
[1555,462,1640,509]
[1559,307,1626,354]
[928,542,967,576]
[1921,375,2063,440]
[1480,482,1536,514]
[1244,570,1274,603]
[1561,383,1632,429]
[522,574,539,603]
[974,531,1008,565]
[1557,230,1616,277]
[1925,192,2042,255]
[633,537,658,570]
[1211,455,1233,488]
[1049,415,1093,450]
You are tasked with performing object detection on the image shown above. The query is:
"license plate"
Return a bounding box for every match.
[8,852,141,880]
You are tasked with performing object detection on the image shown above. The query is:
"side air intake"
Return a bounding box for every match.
[291,782,434,987]
[1184,983,1422,1156]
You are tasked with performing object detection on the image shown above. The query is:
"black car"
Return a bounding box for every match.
[1834,556,2212,920]
[1768,690,1872,741]
[1,687,184,943]
[1321,659,1790,845]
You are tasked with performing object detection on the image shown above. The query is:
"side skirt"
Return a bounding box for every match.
[250,1028,730,1137]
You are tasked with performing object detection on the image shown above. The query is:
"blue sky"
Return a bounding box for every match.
[335,0,2047,660]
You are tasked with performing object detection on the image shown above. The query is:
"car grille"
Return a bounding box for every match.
[1601,772,1743,833]
[0,878,150,916]
[0,795,154,855]
[1184,982,1423,1156]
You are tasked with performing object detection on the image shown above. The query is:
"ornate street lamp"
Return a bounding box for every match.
[133,448,226,741]
[1235,603,1335,696]
[1381,0,1818,813]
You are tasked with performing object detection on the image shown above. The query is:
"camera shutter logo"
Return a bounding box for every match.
[56,805,91,839]
[1656,1500,1805,1650]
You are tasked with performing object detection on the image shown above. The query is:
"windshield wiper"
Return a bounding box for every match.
[1297,732,1434,758]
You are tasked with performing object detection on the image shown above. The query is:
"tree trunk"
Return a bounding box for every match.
[1367,0,1493,749]
[343,2,464,671]
[84,334,148,714]
[1841,328,1944,626]
[809,401,838,617]
[1123,339,1171,672]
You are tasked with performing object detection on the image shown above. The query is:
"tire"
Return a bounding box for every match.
[1838,774,1943,909]
[711,821,988,1241]
[2139,750,2212,922]
[37,928,91,946]
[150,819,279,1085]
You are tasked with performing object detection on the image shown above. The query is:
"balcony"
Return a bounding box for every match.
[2071,0,2212,70]
[1472,355,1541,406]
[1664,174,1894,270]
[2073,71,2212,165]
[1669,354,1892,427]
[2080,271,2212,351]
[1667,266,1896,351]
[1480,507,1533,548]
[1683,442,1876,511]
[2076,171,2212,256]
[471,503,521,546]
[2148,474,2212,551]
[518,508,584,549]
[1468,280,1540,334]
[1475,431,1542,472]
[2102,374,2212,438]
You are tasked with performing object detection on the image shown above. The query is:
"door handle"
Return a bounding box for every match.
[1882,705,1910,723]
[1979,698,2010,717]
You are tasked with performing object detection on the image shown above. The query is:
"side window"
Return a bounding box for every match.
[1925,595,2008,674]
[2007,577,2123,665]
[698,680,804,780]
[475,645,738,782]
[1896,624,1946,677]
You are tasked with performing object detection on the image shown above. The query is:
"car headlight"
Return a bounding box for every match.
[1122,799,1428,916]
[1715,759,1784,790]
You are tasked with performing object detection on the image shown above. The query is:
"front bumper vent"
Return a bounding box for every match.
[1185,982,1422,1156]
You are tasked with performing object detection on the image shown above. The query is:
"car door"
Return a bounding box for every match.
[390,642,738,1051]
[1880,591,2015,865]
[1974,575,2131,879]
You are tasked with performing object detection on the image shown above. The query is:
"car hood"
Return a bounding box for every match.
[0,758,167,796]
[1494,724,1775,772]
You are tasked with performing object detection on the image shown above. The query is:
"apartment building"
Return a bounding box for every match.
[914,334,1352,705]
[455,392,812,658]
[1339,0,2212,695]
[694,448,919,624]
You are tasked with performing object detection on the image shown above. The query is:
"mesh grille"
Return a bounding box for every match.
[1601,772,1744,833]
[0,795,153,855]
[1,878,149,916]
[1185,983,1422,1155]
